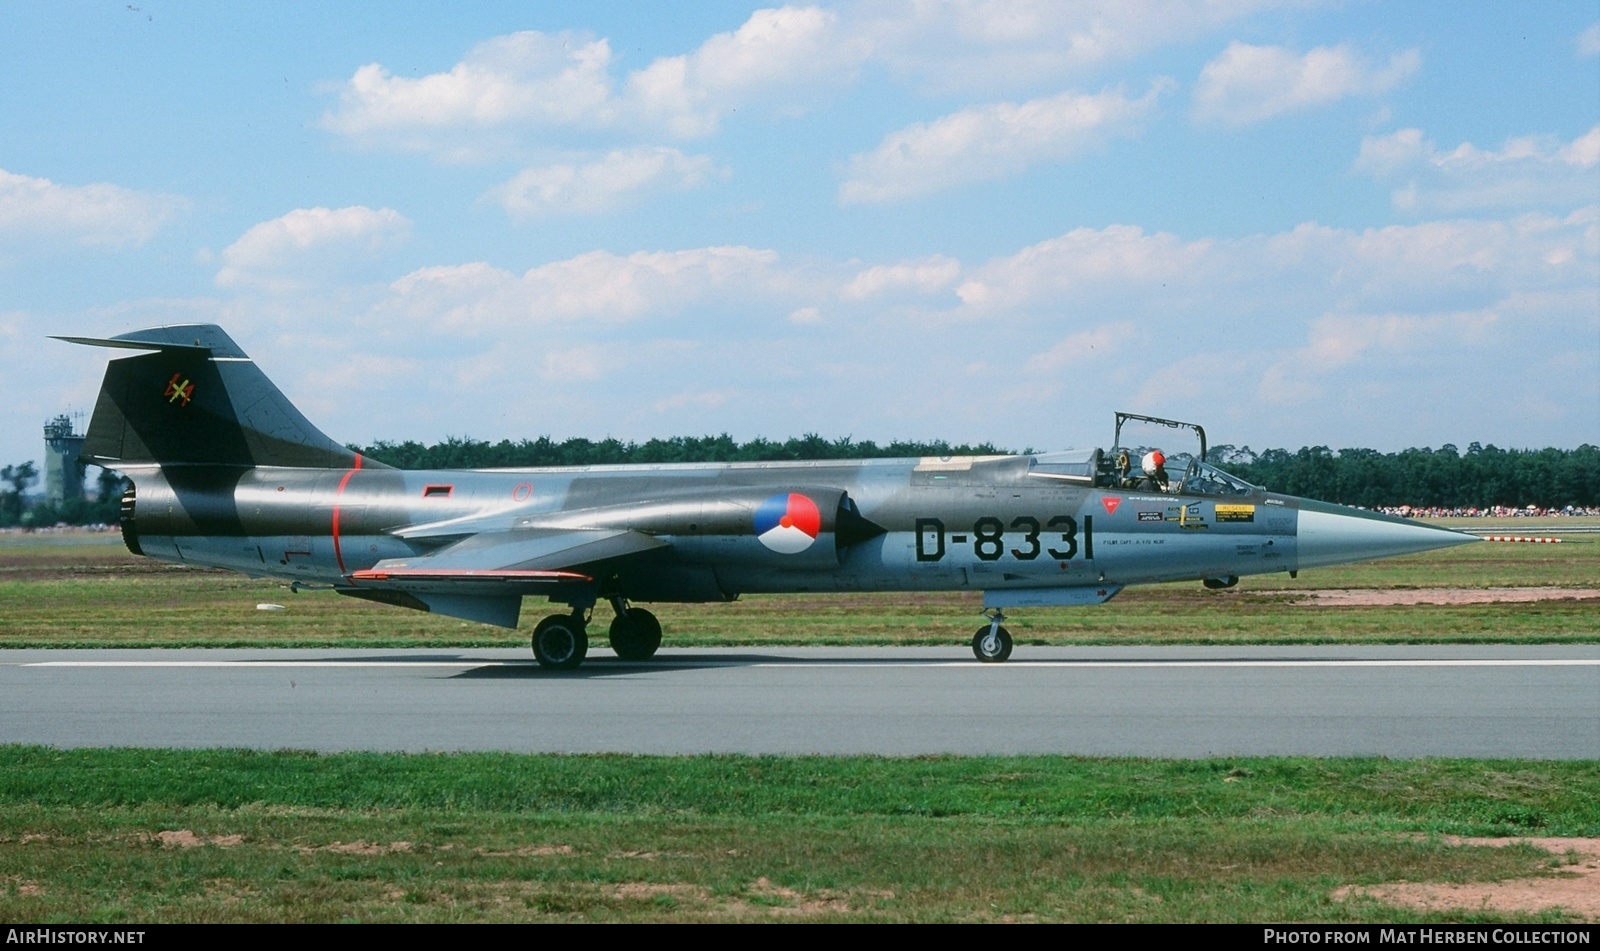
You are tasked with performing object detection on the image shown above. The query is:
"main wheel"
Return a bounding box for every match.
[532,615,588,670]
[972,625,1013,663]
[608,607,662,660]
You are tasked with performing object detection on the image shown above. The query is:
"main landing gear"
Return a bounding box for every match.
[531,611,588,670]
[972,608,1013,663]
[607,597,662,661]
[530,598,663,670]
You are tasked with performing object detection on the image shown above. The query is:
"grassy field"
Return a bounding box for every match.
[1,748,1595,923]
[0,522,1595,648]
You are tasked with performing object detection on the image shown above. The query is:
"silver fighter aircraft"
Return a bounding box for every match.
[61,324,1480,668]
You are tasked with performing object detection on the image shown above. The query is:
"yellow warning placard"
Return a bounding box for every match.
[1215,504,1256,522]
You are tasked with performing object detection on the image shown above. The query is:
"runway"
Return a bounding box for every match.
[2,646,1595,757]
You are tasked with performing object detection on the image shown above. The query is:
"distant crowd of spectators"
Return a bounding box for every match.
[1378,505,1600,518]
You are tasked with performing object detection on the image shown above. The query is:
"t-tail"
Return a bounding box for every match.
[55,324,377,472]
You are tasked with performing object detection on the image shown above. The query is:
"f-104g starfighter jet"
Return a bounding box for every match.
[60,325,1478,669]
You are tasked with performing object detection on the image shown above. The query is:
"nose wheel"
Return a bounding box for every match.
[972,609,1013,663]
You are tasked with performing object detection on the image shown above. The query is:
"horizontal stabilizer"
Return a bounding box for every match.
[54,335,210,352]
[53,325,246,356]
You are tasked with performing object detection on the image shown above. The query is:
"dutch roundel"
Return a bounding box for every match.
[754,493,822,554]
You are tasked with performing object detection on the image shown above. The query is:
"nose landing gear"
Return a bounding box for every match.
[972,608,1013,663]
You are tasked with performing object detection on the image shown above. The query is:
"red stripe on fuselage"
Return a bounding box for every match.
[332,453,363,577]
[351,568,592,583]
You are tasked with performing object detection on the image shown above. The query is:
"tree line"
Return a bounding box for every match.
[1207,443,1599,510]
[354,434,1012,469]
[3,438,1596,528]
[0,464,126,529]
[355,435,1600,509]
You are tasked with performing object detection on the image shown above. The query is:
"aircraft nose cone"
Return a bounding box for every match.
[1296,501,1481,570]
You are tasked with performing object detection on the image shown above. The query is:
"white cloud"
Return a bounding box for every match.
[485,148,724,219]
[841,256,962,299]
[1193,42,1420,126]
[0,168,185,248]
[849,0,1277,94]
[1355,125,1600,213]
[1560,126,1600,167]
[624,5,863,138]
[954,224,1217,311]
[538,344,608,383]
[1303,310,1498,369]
[366,215,1589,369]
[306,351,428,397]
[1258,309,1499,405]
[653,389,732,414]
[322,8,862,155]
[1261,213,1595,313]
[216,206,412,291]
[840,82,1172,204]
[1350,126,1428,177]
[318,2,1268,160]
[25,200,1593,469]
[1578,22,1600,56]
[925,212,1593,431]
[385,245,790,331]
[321,31,616,156]
[1023,324,1137,374]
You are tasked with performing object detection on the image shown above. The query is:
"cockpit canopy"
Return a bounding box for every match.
[1029,412,1262,497]
[1029,449,1100,483]
[1175,459,1257,496]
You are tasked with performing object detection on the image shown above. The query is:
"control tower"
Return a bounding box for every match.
[43,414,86,506]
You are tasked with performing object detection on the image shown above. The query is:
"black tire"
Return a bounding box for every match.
[972,625,1013,663]
[532,615,588,670]
[608,607,662,661]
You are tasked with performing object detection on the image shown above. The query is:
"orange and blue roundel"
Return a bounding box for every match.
[754,493,822,554]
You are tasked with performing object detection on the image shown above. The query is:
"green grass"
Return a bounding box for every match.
[1,526,1596,648]
[0,748,1594,923]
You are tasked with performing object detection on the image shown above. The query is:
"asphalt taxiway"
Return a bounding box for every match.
[1,646,1595,757]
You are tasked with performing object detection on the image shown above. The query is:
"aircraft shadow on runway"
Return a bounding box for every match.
[449,653,900,680]
[442,651,1375,679]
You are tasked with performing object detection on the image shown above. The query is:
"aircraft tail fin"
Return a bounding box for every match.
[57,324,383,470]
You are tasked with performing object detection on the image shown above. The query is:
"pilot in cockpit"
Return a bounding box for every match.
[1141,450,1170,492]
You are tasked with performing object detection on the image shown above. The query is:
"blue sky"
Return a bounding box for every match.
[2,1,1597,474]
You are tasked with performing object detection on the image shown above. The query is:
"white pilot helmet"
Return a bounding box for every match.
[1141,450,1165,475]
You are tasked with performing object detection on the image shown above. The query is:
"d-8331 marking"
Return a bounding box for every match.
[915,515,1094,563]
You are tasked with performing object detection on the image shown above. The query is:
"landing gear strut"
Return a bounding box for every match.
[531,611,588,670]
[607,597,662,660]
[972,608,1013,663]
[532,599,664,669]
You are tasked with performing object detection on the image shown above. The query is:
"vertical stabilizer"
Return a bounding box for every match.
[55,325,379,470]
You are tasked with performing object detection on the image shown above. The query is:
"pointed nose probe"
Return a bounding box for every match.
[1294,500,1481,570]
